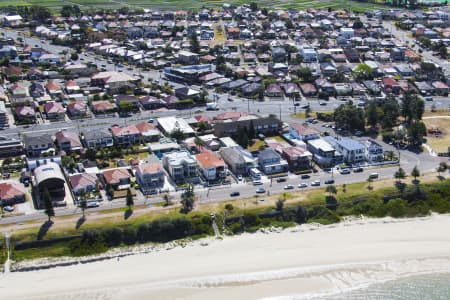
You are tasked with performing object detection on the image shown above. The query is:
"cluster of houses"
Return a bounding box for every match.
[0,107,387,210]
[1,4,445,211]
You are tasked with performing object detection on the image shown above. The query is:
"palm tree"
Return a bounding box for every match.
[194,136,205,152]
[79,190,87,218]
[163,193,170,207]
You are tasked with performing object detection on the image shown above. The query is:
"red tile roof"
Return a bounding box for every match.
[103,168,131,184]
[0,181,26,202]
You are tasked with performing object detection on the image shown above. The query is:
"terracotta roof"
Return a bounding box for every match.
[67,100,87,111]
[44,101,65,114]
[69,173,98,190]
[290,122,319,136]
[196,151,225,169]
[194,115,211,123]
[215,111,249,121]
[15,106,34,116]
[46,80,61,92]
[55,131,82,148]
[0,181,26,201]
[135,122,158,133]
[103,168,131,184]
[92,100,116,111]
[111,124,140,136]
[136,163,163,174]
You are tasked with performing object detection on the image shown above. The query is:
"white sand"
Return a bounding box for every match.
[3,214,450,300]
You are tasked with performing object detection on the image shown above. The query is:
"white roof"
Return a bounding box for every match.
[157,116,195,135]
[219,137,238,147]
[308,139,334,152]
[4,15,22,21]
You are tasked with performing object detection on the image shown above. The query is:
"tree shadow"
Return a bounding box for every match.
[75,216,86,229]
[124,209,133,220]
[437,175,445,181]
[412,179,421,185]
[37,220,54,240]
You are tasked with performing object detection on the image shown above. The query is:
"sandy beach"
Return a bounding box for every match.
[2,214,450,300]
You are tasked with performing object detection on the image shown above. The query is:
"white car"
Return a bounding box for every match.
[311,180,321,186]
[284,184,294,190]
[237,175,243,181]
[340,168,351,175]
[3,205,14,212]
[298,183,308,188]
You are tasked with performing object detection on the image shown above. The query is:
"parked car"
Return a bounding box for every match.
[253,180,263,186]
[3,205,14,212]
[298,182,308,188]
[284,184,294,190]
[311,180,321,186]
[276,177,287,183]
[230,191,240,197]
[301,174,311,179]
[86,201,99,208]
[340,168,351,175]
[255,187,266,194]
[369,173,379,179]
[353,167,364,173]
[237,175,243,181]
[324,179,335,184]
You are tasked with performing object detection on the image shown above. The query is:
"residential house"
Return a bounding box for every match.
[281,83,301,97]
[220,146,257,176]
[162,151,197,182]
[258,148,289,175]
[54,130,83,153]
[157,116,196,137]
[23,133,54,157]
[281,146,312,171]
[0,181,26,206]
[299,47,318,63]
[382,77,401,95]
[300,83,317,96]
[196,150,226,181]
[82,128,113,149]
[325,137,365,164]
[414,81,434,95]
[178,50,199,65]
[432,81,449,96]
[135,122,161,142]
[307,138,336,167]
[0,136,23,157]
[136,162,165,194]
[69,173,99,195]
[46,80,63,95]
[91,71,139,91]
[91,100,117,115]
[365,139,384,162]
[213,115,282,138]
[289,123,320,141]
[111,124,140,145]
[102,168,132,190]
[34,162,66,207]
[65,80,81,94]
[67,100,88,118]
[14,106,36,124]
[265,83,282,97]
[44,101,65,121]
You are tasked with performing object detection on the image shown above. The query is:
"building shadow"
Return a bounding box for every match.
[124,209,133,220]
[37,220,54,240]
[75,216,86,229]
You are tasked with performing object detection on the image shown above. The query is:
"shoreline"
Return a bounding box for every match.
[3,214,450,299]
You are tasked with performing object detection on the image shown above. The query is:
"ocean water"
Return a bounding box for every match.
[318,272,450,300]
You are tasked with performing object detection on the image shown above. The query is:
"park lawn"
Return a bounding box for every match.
[423,117,450,153]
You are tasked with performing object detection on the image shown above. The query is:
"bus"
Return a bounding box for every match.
[250,168,262,180]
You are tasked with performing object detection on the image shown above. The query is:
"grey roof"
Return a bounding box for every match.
[258,148,280,161]
[337,138,364,151]
[23,133,53,147]
[82,128,112,140]
[220,147,245,165]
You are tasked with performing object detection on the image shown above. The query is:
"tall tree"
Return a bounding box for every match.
[79,191,87,218]
[411,166,420,181]
[248,120,256,140]
[180,184,195,213]
[366,102,378,128]
[190,31,200,54]
[407,120,427,146]
[126,188,134,210]
[170,128,185,143]
[325,185,338,197]
[42,186,54,222]
[394,167,406,183]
